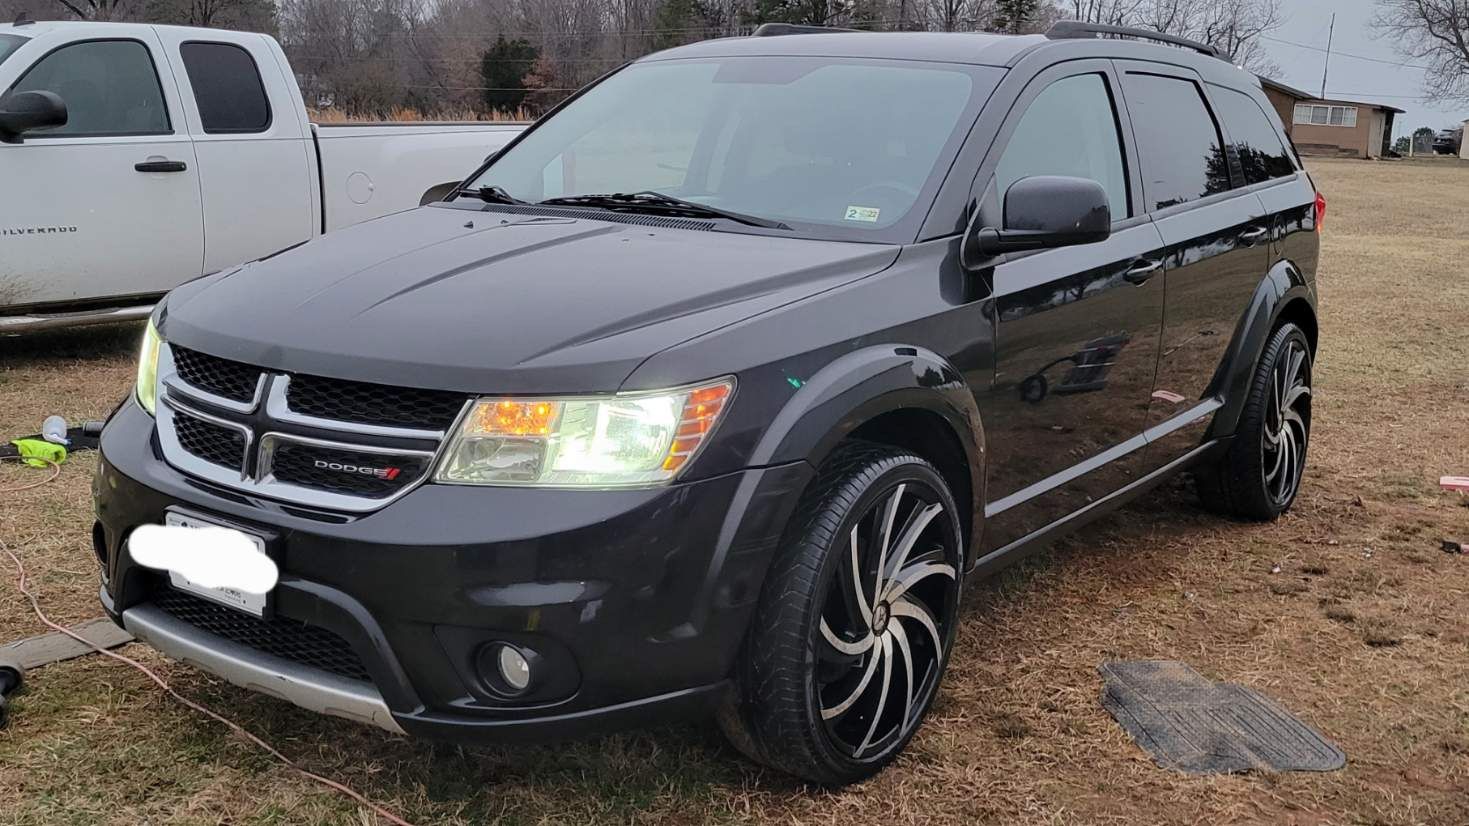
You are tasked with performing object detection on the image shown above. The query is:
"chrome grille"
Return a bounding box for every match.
[155,344,466,512]
[171,346,263,404]
[287,374,465,432]
[172,410,246,471]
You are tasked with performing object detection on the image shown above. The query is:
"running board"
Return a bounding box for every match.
[0,303,153,333]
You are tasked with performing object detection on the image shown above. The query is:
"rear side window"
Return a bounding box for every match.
[179,42,270,133]
[1212,86,1296,184]
[8,39,170,136]
[1121,73,1230,211]
[0,34,24,67]
[995,73,1129,220]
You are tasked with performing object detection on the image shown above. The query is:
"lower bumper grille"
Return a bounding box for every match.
[152,589,371,682]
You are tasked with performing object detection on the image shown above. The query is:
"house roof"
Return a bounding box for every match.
[1257,75,1313,100]
[1305,96,1407,115]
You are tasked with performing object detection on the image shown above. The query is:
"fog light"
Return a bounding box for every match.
[497,644,531,693]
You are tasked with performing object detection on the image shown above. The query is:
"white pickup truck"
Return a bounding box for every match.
[0,20,524,331]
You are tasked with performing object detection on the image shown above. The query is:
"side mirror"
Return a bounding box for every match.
[964,175,1111,262]
[0,91,67,144]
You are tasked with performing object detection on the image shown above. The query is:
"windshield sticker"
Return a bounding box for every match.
[844,206,881,223]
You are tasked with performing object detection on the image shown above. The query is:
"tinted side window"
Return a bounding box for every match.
[1121,73,1229,211]
[995,73,1129,220]
[1211,86,1295,184]
[8,40,169,136]
[179,42,271,133]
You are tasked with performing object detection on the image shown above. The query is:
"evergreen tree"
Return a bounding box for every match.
[651,0,706,52]
[992,0,1038,34]
[479,36,539,114]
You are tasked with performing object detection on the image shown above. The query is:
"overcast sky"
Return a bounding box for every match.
[1262,0,1465,138]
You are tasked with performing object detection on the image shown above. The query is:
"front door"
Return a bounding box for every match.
[0,33,202,308]
[976,65,1167,553]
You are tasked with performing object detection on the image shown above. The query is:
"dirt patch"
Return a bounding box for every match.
[1,158,1468,824]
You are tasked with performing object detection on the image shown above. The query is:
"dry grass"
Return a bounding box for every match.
[1,157,1467,824]
[309,106,534,124]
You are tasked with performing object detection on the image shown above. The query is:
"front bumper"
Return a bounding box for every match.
[95,399,812,742]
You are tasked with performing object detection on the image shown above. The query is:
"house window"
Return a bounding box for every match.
[1294,103,1358,128]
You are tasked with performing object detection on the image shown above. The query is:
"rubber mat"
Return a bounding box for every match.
[1099,660,1345,774]
[1,618,134,670]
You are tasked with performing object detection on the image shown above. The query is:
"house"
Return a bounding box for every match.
[1462,120,1469,160]
[1258,78,1404,158]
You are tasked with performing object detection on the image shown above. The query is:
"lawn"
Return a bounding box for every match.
[1,157,1466,825]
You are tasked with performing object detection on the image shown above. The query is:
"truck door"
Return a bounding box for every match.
[0,31,203,307]
[151,29,315,274]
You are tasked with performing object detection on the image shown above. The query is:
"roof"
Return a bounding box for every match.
[1257,75,1313,100]
[642,31,1046,67]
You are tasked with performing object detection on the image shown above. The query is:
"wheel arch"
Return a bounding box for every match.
[748,345,986,560]
[1206,259,1317,441]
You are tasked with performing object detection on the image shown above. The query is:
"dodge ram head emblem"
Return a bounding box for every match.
[313,459,402,480]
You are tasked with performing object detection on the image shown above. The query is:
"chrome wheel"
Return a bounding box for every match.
[1261,337,1311,507]
[816,480,959,759]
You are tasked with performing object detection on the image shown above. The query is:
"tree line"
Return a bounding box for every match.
[4,0,1464,119]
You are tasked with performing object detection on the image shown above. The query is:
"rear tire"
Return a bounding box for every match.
[1197,322,1313,520]
[719,443,963,785]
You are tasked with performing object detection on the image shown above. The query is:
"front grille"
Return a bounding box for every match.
[287,374,467,432]
[153,589,371,682]
[173,411,245,471]
[172,347,262,403]
[269,442,426,498]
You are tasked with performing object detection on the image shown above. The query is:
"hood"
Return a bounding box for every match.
[163,205,899,394]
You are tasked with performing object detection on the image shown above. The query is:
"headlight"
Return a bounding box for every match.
[435,378,733,487]
[135,319,162,415]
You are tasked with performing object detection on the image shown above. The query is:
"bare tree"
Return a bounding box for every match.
[1375,0,1469,103]
[1062,0,1281,73]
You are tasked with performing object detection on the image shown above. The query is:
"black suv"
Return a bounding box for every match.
[95,22,1322,784]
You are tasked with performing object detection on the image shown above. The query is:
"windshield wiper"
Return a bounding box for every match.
[538,191,790,230]
[455,185,527,205]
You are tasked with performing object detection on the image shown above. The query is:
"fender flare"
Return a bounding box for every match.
[1206,259,1317,440]
[748,344,987,541]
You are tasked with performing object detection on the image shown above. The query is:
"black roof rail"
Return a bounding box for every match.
[1045,20,1227,61]
[752,23,857,37]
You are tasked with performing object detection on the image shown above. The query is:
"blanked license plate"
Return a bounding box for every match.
[163,511,270,617]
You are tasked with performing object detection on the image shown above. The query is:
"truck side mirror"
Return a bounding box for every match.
[0,91,68,144]
[963,175,1111,264]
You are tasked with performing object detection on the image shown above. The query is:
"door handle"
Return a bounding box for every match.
[135,157,187,173]
[1123,259,1162,285]
[1239,226,1269,245]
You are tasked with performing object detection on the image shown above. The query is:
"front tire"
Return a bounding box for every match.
[1198,322,1313,520]
[719,443,963,785]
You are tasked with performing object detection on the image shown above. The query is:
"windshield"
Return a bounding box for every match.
[469,57,999,241]
[0,34,25,67]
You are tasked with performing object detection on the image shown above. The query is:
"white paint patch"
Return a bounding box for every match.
[130,524,279,613]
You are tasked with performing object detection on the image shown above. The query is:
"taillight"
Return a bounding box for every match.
[1314,191,1326,232]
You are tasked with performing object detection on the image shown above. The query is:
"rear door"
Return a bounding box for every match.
[152,29,315,274]
[0,31,202,306]
[1115,63,1272,466]
[976,61,1168,553]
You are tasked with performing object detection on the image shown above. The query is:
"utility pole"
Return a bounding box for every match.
[1320,13,1335,99]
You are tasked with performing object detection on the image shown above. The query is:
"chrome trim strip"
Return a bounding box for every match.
[122,603,405,735]
[157,395,255,484]
[266,376,448,441]
[0,303,153,332]
[160,344,267,415]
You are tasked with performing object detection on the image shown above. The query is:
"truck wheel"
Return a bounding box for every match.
[719,443,963,785]
[1197,322,1313,520]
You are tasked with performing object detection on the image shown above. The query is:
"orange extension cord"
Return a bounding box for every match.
[1,539,416,826]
